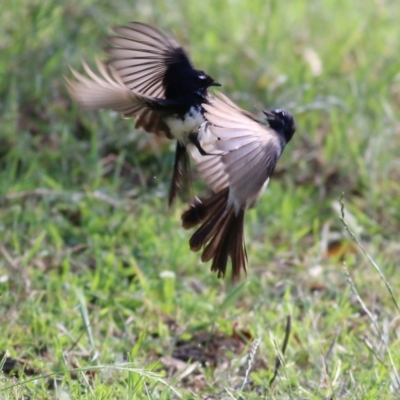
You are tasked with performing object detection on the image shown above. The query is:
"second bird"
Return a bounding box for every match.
[182,92,296,280]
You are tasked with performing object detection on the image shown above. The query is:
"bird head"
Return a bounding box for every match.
[263,109,296,143]
[195,71,221,90]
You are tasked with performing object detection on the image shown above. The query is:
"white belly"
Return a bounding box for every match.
[165,106,205,143]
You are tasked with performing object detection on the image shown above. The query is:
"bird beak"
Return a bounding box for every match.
[263,110,275,120]
[211,81,221,87]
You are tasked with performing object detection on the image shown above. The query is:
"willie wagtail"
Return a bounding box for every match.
[66,22,220,205]
[181,92,296,280]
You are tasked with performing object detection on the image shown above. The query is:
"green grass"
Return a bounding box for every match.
[1,0,400,398]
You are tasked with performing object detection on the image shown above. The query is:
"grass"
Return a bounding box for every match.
[1,0,400,398]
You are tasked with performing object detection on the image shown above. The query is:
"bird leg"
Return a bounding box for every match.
[188,132,220,156]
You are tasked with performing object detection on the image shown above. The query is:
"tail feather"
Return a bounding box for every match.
[202,212,232,261]
[211,237,230,278]
[181,198,207,229]
[190,205,226,252]
[208,209,246,279]
[181,189,227,229]
[168,142,191,207]
[228,209,247,279]
[181,188,247,280]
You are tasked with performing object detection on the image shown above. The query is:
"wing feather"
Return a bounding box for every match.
[66,60,175,137]
[194,92,285,208]
[106,22,193,98]
[215,135,256,151]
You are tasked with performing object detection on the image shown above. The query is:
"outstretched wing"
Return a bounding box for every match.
[66,60,178,137]
[106,22,194,98]
[195,92,284,209]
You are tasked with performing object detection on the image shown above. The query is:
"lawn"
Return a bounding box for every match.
[1,0,400,398]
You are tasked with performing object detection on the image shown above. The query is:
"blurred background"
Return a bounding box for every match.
[1,0,399,398]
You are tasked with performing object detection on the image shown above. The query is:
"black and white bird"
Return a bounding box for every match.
[181,92,296,280]
[66,22,220,205]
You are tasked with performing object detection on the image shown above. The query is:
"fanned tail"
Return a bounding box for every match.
[181,188,247,280]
